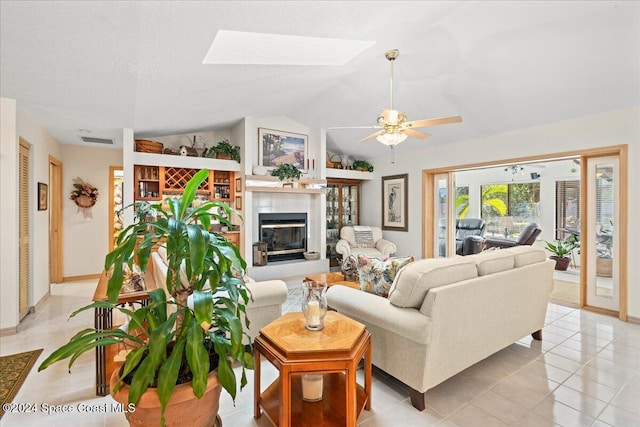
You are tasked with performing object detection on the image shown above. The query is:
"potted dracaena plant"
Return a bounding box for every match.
[38,169,251,427]
[545,238,577,271]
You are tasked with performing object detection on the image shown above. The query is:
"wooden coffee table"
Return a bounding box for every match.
[305,272,359,290]
[253,311,372,427]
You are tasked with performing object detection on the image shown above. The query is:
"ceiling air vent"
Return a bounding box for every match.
[80,136,114,145]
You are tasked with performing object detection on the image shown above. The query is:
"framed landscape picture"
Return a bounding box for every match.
[382,174,408,231]
[258,128,308,172]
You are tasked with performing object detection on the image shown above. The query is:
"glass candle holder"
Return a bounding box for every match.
[301,280,327,331]
[301,374,324,402]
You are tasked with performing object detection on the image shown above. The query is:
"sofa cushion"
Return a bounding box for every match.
[505,246,547,267]
[357,255,414,297]
[388,257,478,308]
[467,250,515,276]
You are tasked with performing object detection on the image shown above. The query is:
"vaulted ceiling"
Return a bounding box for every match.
[1,1,638,158]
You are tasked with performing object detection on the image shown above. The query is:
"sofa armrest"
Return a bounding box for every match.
[376,239,397,258]
[326,285,430,345]
[245,280,288,308]
[336,239,352,258]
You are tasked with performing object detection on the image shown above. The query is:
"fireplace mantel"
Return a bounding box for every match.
[245,175,326,194]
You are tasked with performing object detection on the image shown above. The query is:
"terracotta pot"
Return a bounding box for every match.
[215,153,232,160]
[110,366,222,427]
[550,256,571,271]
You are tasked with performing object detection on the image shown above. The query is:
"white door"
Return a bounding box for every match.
[585,156,619,311]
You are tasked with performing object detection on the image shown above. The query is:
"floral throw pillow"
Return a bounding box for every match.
[357,255,415,297]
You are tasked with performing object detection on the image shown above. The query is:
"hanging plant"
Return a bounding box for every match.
[70,177,98,218]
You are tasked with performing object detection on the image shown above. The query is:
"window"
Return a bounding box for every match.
[455,186,469,218]
[481,183,540,236]
[555,180,580,240]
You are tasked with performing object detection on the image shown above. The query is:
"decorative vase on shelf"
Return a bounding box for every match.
[301,280,327,331]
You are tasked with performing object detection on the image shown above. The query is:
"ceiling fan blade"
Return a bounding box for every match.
[360,130,385,143]
[328,125,382,130]
[403,129,431,139]
[405,115,463,128]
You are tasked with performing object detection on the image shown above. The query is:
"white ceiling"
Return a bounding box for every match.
[1,1,638,158]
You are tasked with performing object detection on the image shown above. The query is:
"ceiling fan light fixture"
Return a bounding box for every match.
[377,132,407,146]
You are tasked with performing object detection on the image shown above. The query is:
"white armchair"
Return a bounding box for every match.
[336,226,397,260]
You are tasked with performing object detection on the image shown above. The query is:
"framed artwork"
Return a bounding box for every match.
[235,177,242,192]
[258,128,308,172]
[38,182,48,211]
[235,196,242,210]
[382,174,408,231]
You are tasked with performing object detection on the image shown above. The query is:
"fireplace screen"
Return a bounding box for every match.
[259,213,307,262]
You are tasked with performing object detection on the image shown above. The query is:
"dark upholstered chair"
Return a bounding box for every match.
[484,222,542,249]
[439,218,486,256]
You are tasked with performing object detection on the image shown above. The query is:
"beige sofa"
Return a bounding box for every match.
[326,246,554,410]
[150,251,288,343]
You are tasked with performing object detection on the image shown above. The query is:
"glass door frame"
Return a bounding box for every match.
[580,152,626,318]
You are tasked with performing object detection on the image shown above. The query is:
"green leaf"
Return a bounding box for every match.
[186,319,209,398]
[113,347,146,394]
[128,356,155,404]
[157,336,186,420]
[179,169,209,220]
[193,290,213,329]
[213,338,237,400]
[186,224,206,278]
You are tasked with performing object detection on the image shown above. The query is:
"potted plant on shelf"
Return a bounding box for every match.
[205,139,241,163]
[38,169,251,427]
[351,160,374,172]
[545,239,576,271]
[270,163,302,185]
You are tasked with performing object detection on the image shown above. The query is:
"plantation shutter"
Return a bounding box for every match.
[19,140,31,320]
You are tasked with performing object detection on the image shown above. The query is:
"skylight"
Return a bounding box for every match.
[203,30,375,66]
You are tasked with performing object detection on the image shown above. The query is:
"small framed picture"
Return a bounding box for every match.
[382,174,408,231]
[235,196,242,210]
[38,182,48,211]
[258,128,308,172]
[235,177,242,192]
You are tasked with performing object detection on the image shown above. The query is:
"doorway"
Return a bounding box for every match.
[49,156,63,284]
[422,145,628,320]
[109,166,124,251]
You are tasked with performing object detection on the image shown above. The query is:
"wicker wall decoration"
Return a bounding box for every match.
[70,177,98,219]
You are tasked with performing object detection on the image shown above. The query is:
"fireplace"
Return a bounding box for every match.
[259,213,307,262]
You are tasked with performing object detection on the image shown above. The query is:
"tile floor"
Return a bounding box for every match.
[1,279,639,426]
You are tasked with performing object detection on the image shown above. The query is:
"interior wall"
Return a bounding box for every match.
[0,98,19,331]
[362,108,639,317]
[1,98,64,332]
[16,105,63,305]
[61,145,123,278]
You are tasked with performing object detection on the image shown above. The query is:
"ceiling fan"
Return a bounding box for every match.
[330,49,463,146]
